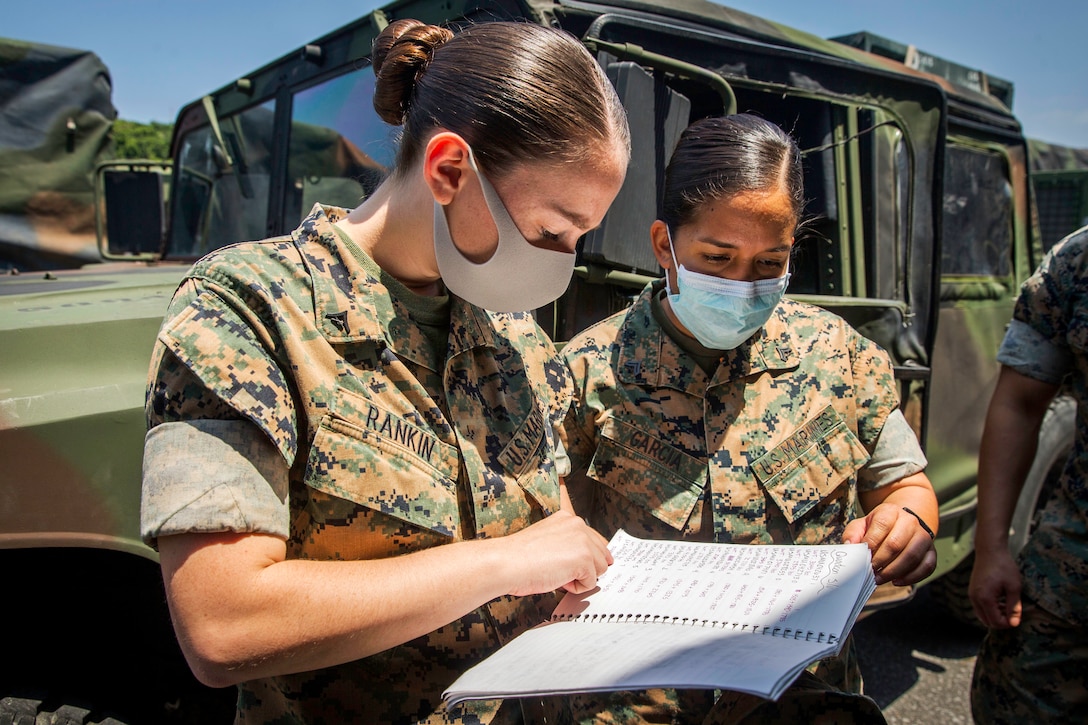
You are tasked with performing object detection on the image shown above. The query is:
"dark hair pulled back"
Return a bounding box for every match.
[661,114,804,232]
[371,18,629,176]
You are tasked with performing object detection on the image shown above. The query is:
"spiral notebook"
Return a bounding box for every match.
[444,530,876,705]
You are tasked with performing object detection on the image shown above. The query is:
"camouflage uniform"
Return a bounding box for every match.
[141,204,573,725]
[561,280,926,724]
[971,226,1088,723]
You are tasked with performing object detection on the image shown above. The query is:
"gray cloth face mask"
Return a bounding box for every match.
[433,148,576,312]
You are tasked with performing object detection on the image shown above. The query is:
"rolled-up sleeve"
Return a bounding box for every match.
[141,418,290,549]
[997,319,1072,386]
[856,409,929,490]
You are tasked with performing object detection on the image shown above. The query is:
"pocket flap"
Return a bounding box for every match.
[587,417,707,530]
[304,390,461,536]
[752,406,870,524]
[495,407,560,514]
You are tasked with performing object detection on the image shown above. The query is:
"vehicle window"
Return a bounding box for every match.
[1034,172,1088,252]
[283,67,395,228]
[941,145,1013,276]
[772,100,843,296]
[859,115,910,301]
[788,106,908,299]
[169,100,276,258]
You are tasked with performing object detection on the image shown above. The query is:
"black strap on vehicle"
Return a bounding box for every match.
[654,69,670,219]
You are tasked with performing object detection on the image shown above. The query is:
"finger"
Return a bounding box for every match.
[598,539,614,568]
[558,481,613,560]
[997,580,1023,626]
[1005,595,1023,628]
[974,584,1018,629]
[872,525,935,584]
[867,515,915,574]
[561,579,595,595]
[888,545,937,586]
[582,529,614,583]
[971,592,995,627]
[864,510,900,555]
[979,599,1011,629]
[969,585,999,626]
[971,599,992,627]
[561,566,601,594]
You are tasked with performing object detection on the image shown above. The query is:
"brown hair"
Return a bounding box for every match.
[661,114,803,232]
[371,19,629,176]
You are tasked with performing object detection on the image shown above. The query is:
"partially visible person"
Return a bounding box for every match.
[140,18,630,725]
[560,114,938,723]
[969,225,1088,723]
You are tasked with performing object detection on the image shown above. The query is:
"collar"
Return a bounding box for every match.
[295,204,504,366]
[614,279,800,396]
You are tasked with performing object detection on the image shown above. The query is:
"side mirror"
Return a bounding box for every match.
[94,160,172,260]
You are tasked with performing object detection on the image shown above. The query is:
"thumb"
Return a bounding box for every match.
[1006,595,1023,628]
[842,516,868,545]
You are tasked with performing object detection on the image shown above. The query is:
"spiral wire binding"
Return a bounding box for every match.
[550,611,833,644]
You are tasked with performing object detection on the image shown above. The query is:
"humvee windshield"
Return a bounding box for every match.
[169,65,394,258]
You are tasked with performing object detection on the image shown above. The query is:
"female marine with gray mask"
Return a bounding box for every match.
[140,18,629,724]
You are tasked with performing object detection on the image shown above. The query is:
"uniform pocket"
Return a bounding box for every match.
[751,405,870,524]
[304,388,461,536]
[587,417,707,530]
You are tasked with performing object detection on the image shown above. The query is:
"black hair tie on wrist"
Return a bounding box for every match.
[902,507,935,540]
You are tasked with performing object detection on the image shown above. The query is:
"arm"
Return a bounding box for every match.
[843,471,938,586]
[840,327,936,584]
[148,271,616,687]
[158,485,611,688]
[968,365,1059,628]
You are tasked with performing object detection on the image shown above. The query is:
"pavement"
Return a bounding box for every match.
[854,584,985,724]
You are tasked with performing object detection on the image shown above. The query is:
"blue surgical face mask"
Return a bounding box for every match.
[665,227,790,350]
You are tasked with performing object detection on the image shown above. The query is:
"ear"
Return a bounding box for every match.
[650,220,674,270]
[422,132,472,205]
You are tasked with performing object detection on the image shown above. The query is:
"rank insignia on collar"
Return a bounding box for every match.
[325,311,349,333]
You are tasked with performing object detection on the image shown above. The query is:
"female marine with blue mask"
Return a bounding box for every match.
[560,114,938,723]
[140,18,629,725]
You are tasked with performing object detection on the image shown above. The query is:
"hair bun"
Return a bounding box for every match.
[372,19,454,125]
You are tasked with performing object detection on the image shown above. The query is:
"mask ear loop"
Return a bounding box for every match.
[665,225,680,297]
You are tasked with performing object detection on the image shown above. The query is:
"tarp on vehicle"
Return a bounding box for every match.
[0,37,116,271]
[1028,138,1088,172]
[1027,139,1088,251]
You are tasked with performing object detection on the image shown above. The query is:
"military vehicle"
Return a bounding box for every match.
[1,1,1070,722]
[0,37,116,271]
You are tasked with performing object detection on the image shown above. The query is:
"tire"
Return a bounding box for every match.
[0,698,127,725]
[0,550,236,725]
[928,395,1075,629]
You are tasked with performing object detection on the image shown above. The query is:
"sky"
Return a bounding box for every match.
[5,0,1085,148]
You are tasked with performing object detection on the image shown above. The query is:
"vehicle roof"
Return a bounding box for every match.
[174,0,1016,138]
[535,0,1015,115]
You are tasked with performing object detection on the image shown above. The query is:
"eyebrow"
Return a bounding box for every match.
[549,203,593,231]
[700,238,792,253]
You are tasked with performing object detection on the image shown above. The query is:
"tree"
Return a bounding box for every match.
[111,119,173,160]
